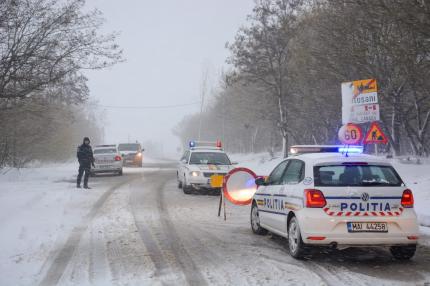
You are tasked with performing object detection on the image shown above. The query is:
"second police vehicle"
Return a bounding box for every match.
[178,140,236,194]
[251,145,419,259]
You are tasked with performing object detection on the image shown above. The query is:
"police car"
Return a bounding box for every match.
[251,145,419,260]
[177,140,236,194]
[91,145,123,176]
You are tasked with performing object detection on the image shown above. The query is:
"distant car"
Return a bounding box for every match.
[177,140,236,194]
[91,145,123,176]
[250,145,419,260]
[118,143,144,167]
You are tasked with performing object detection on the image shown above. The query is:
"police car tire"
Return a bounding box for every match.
[250,203,267,235]
[288,216,307,259]
[183,185,192,194]
[178,180,183,188]
[118,169,123,176]
[183,179,193,194]
[390,245,416,260]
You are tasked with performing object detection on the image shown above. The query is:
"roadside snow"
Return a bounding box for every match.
[0,164,141,286]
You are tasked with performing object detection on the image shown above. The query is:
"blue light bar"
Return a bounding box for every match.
[338,146,363,154]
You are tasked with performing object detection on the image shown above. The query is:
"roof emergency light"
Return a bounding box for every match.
[338,146,363,154]
[188,140,223,150]
[289,145,363,155]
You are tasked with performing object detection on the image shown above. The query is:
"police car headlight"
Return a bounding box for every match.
[190,171,201,177]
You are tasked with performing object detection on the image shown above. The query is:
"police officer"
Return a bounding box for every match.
[77,137,95,189]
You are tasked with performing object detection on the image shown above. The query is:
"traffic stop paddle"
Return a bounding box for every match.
[212,168,258,220]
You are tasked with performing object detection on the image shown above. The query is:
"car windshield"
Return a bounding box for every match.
[118,144,140,151]
[314,164,403,187]
[94,148,117,154]
[189,152,231,165]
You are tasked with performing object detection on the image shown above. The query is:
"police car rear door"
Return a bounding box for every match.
[313,162,405,218]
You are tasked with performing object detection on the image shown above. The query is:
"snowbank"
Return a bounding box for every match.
[0,163,139,285]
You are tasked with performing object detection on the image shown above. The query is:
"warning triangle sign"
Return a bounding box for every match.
[364,122,388,144]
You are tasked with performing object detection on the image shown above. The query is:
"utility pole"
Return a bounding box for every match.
[198,67,209,141]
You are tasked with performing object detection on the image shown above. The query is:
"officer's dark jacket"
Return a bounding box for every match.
[77,144,94,166]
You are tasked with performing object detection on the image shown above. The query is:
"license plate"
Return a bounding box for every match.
[98,165,111,169]
[347,222,388,233]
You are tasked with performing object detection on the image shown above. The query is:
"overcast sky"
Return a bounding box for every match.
[84,0,254,156]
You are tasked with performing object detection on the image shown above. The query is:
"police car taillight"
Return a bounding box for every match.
[401,189,414,208]
[305,189,326,208]
[115,155,122,161]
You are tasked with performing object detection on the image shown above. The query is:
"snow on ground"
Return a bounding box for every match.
[0,163,143,286]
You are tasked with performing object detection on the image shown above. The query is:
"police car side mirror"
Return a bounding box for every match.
[231,161,238,165]
[255,177,266,186]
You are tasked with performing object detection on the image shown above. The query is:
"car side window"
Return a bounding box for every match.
[267,160,289,185]
[180,151,189,163]
[281,160,305,184]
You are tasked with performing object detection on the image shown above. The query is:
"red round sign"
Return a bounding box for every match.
[338,123,363,145]
[223,168,258,206]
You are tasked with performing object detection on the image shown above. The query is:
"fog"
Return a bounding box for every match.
[84,0,254,157]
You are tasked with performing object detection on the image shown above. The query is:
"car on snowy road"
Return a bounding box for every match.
[177,140,236,194]
[118,142,144,167]
[250,145,419,260]
[91,145,123,176]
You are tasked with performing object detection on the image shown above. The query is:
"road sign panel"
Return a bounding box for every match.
[364,122,388,144]
[338,123,363,145]
[342,79,380,124]
[346,104,380,123]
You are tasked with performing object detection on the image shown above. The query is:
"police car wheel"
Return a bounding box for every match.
[183,185,192,194]
[288,216,307,259]
[183,179,193,194]
[390,245,416,260]
[178,180,183,188]
[250,203,267,235]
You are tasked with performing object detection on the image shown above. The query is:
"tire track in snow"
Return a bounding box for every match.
[38,175,139,286]
[131,170,207,285]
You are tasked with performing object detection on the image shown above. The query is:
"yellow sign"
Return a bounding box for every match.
[210,175,224,188]
[364,122,388,144]
[353,79,377,97]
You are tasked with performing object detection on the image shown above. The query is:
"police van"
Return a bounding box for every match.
[177,140,236,194]
[251,145,419,259]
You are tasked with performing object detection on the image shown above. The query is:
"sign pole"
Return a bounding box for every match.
[223,192,227,221]
[218,192,223,217]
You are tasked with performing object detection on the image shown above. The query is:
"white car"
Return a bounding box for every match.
[177,141,236,194]
[250,145,419,260]
[91,145,123,176]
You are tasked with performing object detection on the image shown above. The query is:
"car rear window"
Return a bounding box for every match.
[314,164,403,187]
[118,144,140,151]
[94,148,117,154]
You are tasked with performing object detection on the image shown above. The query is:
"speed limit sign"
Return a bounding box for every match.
[338,123,363,145]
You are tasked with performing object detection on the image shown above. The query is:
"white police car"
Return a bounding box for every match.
[251,145,419,259]
[177,140,236,194]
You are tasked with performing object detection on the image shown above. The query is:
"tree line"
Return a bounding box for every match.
[0,0,121,168]
[175,0,430,157]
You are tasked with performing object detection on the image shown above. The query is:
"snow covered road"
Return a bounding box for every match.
[1,162,430,285]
